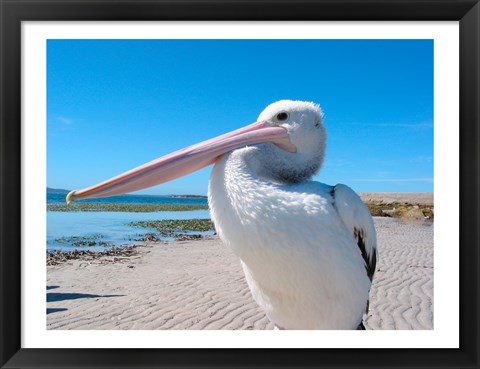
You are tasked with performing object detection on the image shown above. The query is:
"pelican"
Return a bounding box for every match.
[67,100,377,330]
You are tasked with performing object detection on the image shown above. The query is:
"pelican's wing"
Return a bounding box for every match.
[332,184,378,281]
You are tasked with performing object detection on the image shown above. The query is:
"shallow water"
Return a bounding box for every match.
[47,210,211,252]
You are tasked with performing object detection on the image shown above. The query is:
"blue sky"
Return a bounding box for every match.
[47,39,433,195]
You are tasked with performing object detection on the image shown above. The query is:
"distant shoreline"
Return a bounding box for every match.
[167,195,208,199]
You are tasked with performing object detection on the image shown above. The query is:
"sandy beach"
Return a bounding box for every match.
[47,216,433,330]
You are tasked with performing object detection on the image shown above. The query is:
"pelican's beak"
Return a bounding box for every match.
[66,121,296,203]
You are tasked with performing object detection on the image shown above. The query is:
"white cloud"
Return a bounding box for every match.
[409,155,433,163]
[57,116,74,125]
[352,177,433,183]
[351,122,433,129]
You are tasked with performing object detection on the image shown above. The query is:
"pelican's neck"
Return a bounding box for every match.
[226,146,267,183]
[208,144,322,223]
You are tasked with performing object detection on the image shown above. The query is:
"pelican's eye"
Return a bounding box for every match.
[276,112,289,122]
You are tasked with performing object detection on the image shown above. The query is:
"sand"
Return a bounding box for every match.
[358,192,433,205]
[47,216,433,330]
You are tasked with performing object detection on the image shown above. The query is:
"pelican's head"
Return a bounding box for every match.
[252,100,326,183]
[66,100,325,202]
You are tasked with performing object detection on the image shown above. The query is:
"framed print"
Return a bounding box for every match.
[1,0,479,368]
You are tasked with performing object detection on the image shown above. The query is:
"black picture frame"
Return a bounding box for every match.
[1,0,479,368]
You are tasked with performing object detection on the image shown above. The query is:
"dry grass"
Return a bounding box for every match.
[365,201,434,221]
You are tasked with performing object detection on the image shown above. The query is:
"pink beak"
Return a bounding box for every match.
[66,121,296,203]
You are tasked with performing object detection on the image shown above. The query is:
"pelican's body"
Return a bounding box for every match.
[67,100,377,330]
[209,149,375,329]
